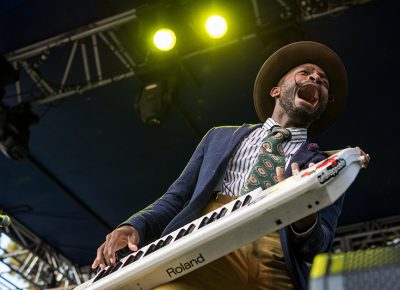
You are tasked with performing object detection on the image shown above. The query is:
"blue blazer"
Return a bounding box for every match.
[125,124,345,290]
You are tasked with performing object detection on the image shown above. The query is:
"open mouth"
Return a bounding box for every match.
[296,84,319,110]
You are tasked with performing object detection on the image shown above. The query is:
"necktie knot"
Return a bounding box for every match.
[270,125,291,142]
[261,126,291,156]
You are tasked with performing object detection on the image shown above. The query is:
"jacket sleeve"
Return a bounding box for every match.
[120,128,215,247]
[287,153,345,263]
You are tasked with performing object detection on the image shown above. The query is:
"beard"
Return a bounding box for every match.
[279,83,327,127]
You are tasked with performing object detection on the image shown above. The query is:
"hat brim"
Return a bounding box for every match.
[253,41,348,136]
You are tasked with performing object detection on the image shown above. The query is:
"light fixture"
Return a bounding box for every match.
[135,79,177,127]
[205,15,228,39]
[0,104,39,160]
[153,28,177,51]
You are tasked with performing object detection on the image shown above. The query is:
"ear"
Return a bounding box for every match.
[270,86,280,98]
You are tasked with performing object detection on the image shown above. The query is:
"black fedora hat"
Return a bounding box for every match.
[253,41,348,136]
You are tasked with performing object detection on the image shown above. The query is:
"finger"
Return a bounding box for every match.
[105,234,118,265]
[291,163,300,175]
[128,235,138,252]
[103,235,112,266]
[104,246,117,266]
[276,166,285,182]
[92,243,106,269]
[357,147,370,168]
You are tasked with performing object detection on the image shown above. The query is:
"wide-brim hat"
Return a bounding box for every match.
[253,41,348,136]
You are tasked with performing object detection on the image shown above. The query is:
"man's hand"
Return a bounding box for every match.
[276,163,318,233]
[357,147,370,169]
[91,225,140,269]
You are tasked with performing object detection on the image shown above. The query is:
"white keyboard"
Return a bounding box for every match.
[75,147,364,290]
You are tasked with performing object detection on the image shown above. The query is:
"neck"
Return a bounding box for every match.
[271,111,309,129]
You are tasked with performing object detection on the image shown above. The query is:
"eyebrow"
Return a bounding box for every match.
[301,66,328,80]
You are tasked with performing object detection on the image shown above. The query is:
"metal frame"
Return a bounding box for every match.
[2,0,374,107]
[0,215,87,289]
[4,8,138,107]
[333,215,400,252]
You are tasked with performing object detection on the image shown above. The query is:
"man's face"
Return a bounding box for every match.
[276,63,330,127]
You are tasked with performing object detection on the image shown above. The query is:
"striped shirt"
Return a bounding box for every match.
[221,118,307,196]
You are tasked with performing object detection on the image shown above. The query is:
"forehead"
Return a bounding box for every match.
[288,63,327,76]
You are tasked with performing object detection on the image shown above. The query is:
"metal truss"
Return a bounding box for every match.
[2,0,375,108]
[332,215,400,252]
[4,8,138,107]
[0,214,86,289]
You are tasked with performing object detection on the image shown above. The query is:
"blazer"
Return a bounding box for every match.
[125,124,345,290]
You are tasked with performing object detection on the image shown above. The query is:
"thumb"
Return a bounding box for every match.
[127,235,138,252]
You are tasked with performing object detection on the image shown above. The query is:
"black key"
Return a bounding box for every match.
[232,200,242,211]
[174,228,187,241]
[110,261,123,274]
[242,195,252,206]
[143,244,156,256]
[183,224,196,236]
[163,235,173,246]
[132,250,144,262]
[121,250,143,268]
[217,207,228,219]
[121,254,135,268]
[102,264,114,278]
[207,212,218,224]
[154,239,165,250]
[92,268,106,283]
[198,217,209,228]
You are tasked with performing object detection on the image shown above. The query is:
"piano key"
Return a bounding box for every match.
[92,268,106,283]
[132,250,144,262]
[242,195,252,206]
[99,264,115,281]
[174,228,187,241]
[121,250,143,268]
[217,207,228,219]
[143,244,157,256]
[183,224,196,236]
[121,254,135,268]
[163,235,173,246]
[198,216,209,228]
[207,212,218,224]
[109,261,123,274]
[231,200,242,211]
[154,239,165,250]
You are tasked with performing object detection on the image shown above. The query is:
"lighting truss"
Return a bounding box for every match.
[4,8,138,107]
[0,214,87,289]
[2,0,375,107]
[332,215,400,252]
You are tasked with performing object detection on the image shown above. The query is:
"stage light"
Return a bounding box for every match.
[135,80,172,127]
[153,28,176,51]
[0,104,39,160]
[205,15,227,39]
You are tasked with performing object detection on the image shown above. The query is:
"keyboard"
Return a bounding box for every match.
[75,147,365,290]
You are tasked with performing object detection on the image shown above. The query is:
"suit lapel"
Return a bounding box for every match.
[217,123,262,171]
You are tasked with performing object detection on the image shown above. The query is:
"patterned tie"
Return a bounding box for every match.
[240,126,292,195]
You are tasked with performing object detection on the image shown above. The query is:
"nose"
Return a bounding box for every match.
[308,72,322,84]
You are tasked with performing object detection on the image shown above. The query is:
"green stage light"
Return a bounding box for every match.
[205,15,227,39]
[153,28,176,51]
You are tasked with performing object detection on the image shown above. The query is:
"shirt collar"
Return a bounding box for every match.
[262,118,308,143]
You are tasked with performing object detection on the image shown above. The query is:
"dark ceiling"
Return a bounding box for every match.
[0,0,398,267]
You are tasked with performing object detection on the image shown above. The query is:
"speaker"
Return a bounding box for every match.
[309,246,400,290]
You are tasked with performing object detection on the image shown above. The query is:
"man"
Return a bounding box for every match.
[91,41,369,290]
